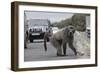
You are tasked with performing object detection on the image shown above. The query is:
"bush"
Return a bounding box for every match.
[51,14,88,31]
[72,14,86,31]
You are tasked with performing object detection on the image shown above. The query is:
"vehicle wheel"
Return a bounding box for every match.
[24,43,27,49]
[30,39,33,43]
[47,37,49,42]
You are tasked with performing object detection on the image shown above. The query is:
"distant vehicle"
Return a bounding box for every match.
[86,16,90,38]
[52,27,59,34]
[28,19,51,43]
[86,27,90,38]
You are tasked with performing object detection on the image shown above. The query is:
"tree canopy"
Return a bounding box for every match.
[51,14,89,31]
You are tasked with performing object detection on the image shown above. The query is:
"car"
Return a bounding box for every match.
[29,28,44,42]
[28,19,51,43]
[86,27,90,38]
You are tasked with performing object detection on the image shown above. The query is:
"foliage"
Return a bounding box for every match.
[72,14,86,31]
[51,14,89,31]
[51,18,72,29]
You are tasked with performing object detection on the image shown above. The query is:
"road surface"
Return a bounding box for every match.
[24,39,90,62]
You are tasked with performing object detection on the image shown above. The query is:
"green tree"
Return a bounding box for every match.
[51,14,88,31]
[51,18,72,28]
[72,14,86,31]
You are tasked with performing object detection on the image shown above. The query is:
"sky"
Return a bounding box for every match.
[25,11,74,23]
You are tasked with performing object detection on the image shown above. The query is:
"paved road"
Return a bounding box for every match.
[24,40,90,62]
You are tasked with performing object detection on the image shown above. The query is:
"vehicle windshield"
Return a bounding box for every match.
[33,24,48,26]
